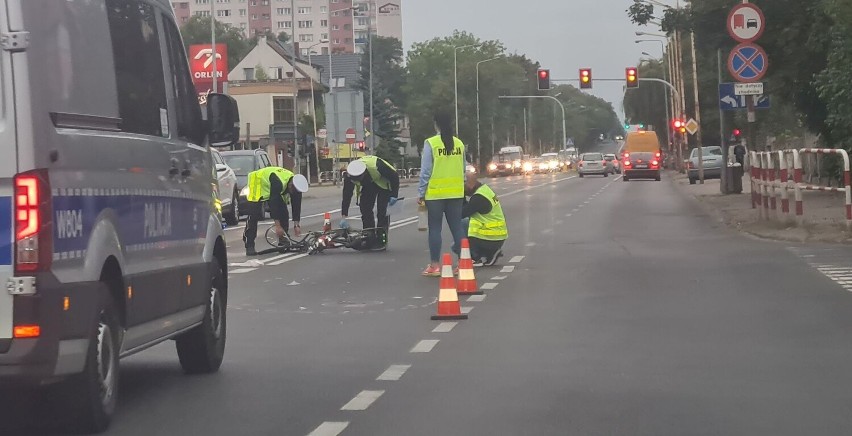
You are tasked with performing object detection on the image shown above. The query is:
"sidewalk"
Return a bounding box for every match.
[670,171,852,244]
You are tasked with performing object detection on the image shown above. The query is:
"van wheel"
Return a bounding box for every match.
[56,289,120,434]
[224,191,239,226]
[176,261,227,374]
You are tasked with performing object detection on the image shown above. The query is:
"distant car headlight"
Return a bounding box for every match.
[489,164,498,171]
[513,161,521,168]
[240,185,249,197]
[523,162,533,172]
[549,161,558,169]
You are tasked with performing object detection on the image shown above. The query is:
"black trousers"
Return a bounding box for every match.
[244,201,290,249]
[469,237,504,261]
[359,183,390,229]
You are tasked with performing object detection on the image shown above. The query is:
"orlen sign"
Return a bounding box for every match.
[189,44,228,103]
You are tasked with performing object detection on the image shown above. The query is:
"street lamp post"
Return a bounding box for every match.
[454,44,479,136]
[636,40,670,136]
[210,1,217,93]
[499,95,566,155]
[307,40,329,185]
[476,56,501,168]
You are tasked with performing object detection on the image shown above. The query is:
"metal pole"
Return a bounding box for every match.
[476,64,481,167]
[291,0,299,172]
[245,122,250,151]
[211,1,217,93]
[308,49,320,183]
[523,107,528,147]
[718,48,728,194]
[498,95,566,153]
[454,48,459,136]
[368,0,375,153]
[691,31,704,183]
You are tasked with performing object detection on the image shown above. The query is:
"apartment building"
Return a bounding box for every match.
[175,0,402,55]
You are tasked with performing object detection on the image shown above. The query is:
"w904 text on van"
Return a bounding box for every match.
[0,0,240,432]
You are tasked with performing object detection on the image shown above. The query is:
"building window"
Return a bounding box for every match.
[357,17,368,26]
[333,38,340,44]
[217,9,231,16]
[277,21,291,28]
[332,24,339,30]
[298,20,313,28]
[320,6,327,13]
[250,0,256,5]
[251,14,257,20]
[320,19,328,27]
[216,0,230,3]
[261,0,269,5]
[195,0,210,3]
[195,10,211,17]
[298,7,311,14]
[244,68,254,80]
[106,0,167,137]
[299,34,313,42]
[343,24,351,30]
[321,47,329,55]
[320,33,329,40]
[239,8,246,15]
[273,98,295,124]
[276,7,291,14]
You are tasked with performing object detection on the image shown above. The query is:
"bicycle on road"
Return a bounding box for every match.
[262,225,386,255]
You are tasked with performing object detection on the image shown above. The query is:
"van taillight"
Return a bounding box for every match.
[651,160,660,167]
[655,152,661,158]
[15,171,51,273]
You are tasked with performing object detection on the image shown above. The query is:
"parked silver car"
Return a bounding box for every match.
[688,146,724,184]
[212,149,240,225]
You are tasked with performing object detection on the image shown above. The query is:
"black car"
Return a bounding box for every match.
[221,149,273,216]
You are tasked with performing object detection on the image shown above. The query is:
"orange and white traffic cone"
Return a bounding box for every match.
[457,238,482,295]
[323,212,332,232]
[431,253,468,320]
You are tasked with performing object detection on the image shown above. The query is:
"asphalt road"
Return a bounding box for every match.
[9,142,852,434]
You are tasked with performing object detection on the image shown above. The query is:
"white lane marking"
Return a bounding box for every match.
[341,390,384,411]
[491,276,507,280]
[481,282,498,290]
[526,242,536,247]
[510,256,525,263]
[572,208,579,212]
[269,253,309,266]
[229,268,258,274]
[500,176,577,198]
[377,365,411,381]
[265,252,294,263]
[461,306,474,314]
[541,228,553,234]
[307,422,349,436]
[578,204,585,208]
[467,294,486,302]
[501,266,515,273]
[565,213,572,217]
[432,322,458,333]
[583,201,590,204]
[410,339,439,353]
[555,220,564,225]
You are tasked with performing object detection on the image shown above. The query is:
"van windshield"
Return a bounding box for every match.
[222,155,256,176]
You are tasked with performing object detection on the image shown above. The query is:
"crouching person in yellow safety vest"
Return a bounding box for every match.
[462,172,507,267]
[243,167,309,256]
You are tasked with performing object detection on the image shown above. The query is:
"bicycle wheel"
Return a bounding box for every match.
[265,226,291,249]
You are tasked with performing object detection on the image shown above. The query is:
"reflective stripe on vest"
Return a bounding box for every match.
[425,135,465,200]
[247,167,294,203]
[468,184,508,241]
[360,156,395,191]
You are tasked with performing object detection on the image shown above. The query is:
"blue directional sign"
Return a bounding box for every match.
[718,83,770,111]
[727,43,769,82]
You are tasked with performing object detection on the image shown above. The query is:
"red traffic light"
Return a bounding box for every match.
[626,67,639,88]
[733,129,741,136]
[579,68,592,89]
[538,70,549,79]
[673,120,683,128]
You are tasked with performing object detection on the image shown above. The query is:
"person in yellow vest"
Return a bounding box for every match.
[243,166,309,256]
[418,111,467,276]
[463,172,507,266]
[340,156,401,251]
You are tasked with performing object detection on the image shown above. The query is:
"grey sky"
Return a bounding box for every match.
[401,0,677,121]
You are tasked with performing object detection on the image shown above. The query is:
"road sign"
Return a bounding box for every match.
[734,82,764,96]
[727,3,765,43]
[685,119,699,136]
[718,83,771,111]
[728,43,769,83]
[317,128,327,139]
[345,128,356,144]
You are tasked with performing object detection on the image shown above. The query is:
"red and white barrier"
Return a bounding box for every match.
[750,148,850,229]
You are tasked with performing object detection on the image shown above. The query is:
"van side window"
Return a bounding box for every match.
[260,154,271,167]
[162,16,205,145]
[105,0,168,137]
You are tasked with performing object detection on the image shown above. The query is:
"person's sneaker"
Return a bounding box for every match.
[484,249,503,266]
[421,265,441,277]
[472,259,485,268]
[246,246,257,256]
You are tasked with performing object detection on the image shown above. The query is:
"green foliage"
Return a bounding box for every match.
[179,16,251,67]
[623,59,669,147]
[358,37,406,148]
[254,63,269,80]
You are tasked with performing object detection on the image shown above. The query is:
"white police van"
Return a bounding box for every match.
[0,0,239,432]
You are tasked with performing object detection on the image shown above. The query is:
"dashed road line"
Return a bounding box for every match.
[526,242,537,247]
[307,422,349,436]
[501,265,515,273]
[467,294,486,302]
[461,306,474,314]
[481,282,498,290]
[341,390,384,411]
[432,322,457,333]
[377,365,411,381]
[541,228,553,234]
[565,213,572,217]
[410,339,439,353]
[510,256,525,263]
[491,276,507,280]
[229,268,257,274]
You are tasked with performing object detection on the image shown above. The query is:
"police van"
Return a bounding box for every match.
[0,0,239,432]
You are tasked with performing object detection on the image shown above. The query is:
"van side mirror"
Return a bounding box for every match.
[207,93,240,148]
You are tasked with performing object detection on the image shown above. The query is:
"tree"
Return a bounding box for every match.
[359,37,406,152]
[179,16,252,67]
[623,59,669,147]
[254,63,269,80]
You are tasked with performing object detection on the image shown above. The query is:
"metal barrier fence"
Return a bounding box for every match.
[750,148,851,229]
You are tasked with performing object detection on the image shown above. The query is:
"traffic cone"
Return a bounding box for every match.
[457,239,482,295]
[431,253,468,320]
[323,212,332,232]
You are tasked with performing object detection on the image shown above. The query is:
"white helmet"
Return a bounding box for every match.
[346,160,367,177]
[291,174,309,193]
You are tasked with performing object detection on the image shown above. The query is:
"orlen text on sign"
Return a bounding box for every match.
[189,44,228,85]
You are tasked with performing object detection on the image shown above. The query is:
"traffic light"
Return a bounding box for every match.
[579,68,592,89]
[357,141,366,152]
[673,119,686,134]
[537,69,551,91]
[732,129,742,142]
[626,67,639,88]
